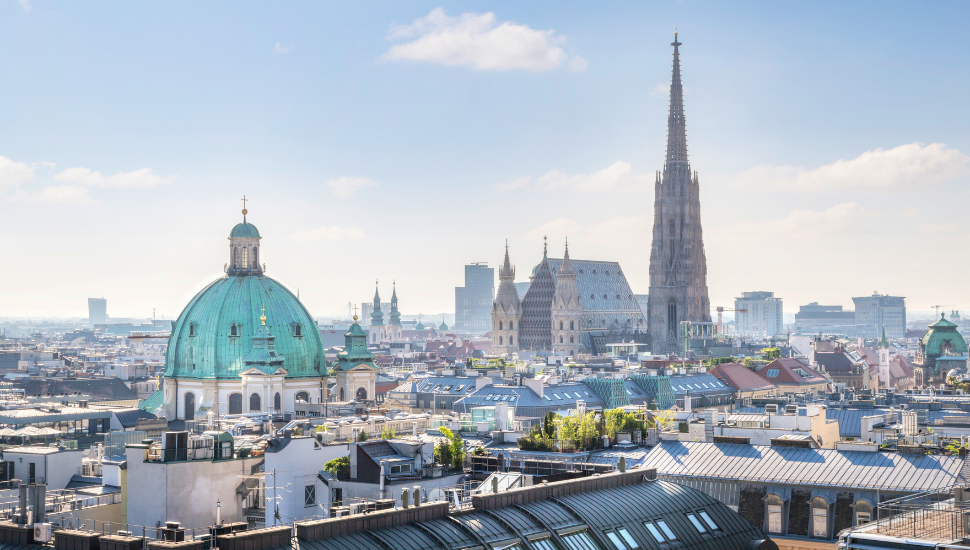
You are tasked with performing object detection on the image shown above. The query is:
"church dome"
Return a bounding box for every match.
[231,222,261,238]
[165,211,323,380]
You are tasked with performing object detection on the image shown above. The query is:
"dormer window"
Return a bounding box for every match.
[189,323,196,337]
[294,323,302,337]
[230,323,238,337]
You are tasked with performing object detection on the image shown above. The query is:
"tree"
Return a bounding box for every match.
[357,431,368,441]
[762,348,782,361]
[380,425,396,439]
[323,456,350,480]
[653,409,676,431]
[436,427,465,470]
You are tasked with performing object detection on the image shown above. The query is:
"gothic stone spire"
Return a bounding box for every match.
[647,32,712,354]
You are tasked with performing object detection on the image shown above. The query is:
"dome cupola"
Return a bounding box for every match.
[228,197,263,276]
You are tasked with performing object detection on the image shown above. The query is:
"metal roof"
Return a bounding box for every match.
[640,441,966,492]
[667,374,733,397]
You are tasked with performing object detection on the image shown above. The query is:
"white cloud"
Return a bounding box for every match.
[919,222,958,234]
[650,83,668,96]
[17,0,30,11]
[724,202,861,242]
[383,8,582,71]
[53,167,173,189]
[736,143,969,191]
[500,161,652,193]
[495,176,532,191]
[10,185,96,204]
[0,156,36,191]
[323,177,377,199]
[274,42,293,54]
[290,226,366,241]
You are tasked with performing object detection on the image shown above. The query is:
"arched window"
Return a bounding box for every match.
[559,336,563,343]
[241,247,249,268]
[274,392,281,412]
[249,393,261,412]
[509,321,514,330]
[559,321,563,330]
[189,323,196,336]
[294,324,302,337]
[230,323,238,337]
[233,248,239,267]
[355,387,367,400]
[295,391,310,404]
[184,392,196,420]
[668,219,676,253]
[339,388,345,401]
[509,336,514,346]
[499,321,503,330]
[570,336,575,343]
[228,393,242,415]
[253,247,258,267]
[499,336,503,345]
[570,321,574,330]
[668,298,677,331]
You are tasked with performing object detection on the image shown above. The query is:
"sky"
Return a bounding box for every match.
[2,1,969,321]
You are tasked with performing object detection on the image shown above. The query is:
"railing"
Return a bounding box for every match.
[840,488,970,544]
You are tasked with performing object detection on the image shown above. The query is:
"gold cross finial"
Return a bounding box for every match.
[241,195,248,222]
[260,303,266,325]
[352,304,359,323]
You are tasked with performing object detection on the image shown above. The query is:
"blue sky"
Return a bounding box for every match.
[2,1,969,321]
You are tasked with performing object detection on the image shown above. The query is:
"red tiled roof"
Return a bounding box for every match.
[710,363,778,392]
[757,358,827,385]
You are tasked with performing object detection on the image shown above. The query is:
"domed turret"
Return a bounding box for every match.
[228,200,263,276]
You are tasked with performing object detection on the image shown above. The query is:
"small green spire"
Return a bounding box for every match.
[880,326,889,349]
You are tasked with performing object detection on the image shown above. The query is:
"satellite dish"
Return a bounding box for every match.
[427,488,447,502]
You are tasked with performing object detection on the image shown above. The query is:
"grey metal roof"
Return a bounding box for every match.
[518,500,583,531]
[113,408,157,428]
[641,441,966,492]
[369,524,441,550]
[485,506,547,538]
[297,532,384,550]
[667,374,733,397]
[454,384,605,416]
[417,518,480,549]
[452,512,515,544]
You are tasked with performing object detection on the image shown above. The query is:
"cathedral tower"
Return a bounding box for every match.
[647,32,712,354]
[492,241,521,355]
[551,240,584,357]
[387,282,403,342]
[368,281,385,344]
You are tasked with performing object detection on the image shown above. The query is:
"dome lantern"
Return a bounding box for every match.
[228,196,263,276]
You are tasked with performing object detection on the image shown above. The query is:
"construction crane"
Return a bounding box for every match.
[712,306,747,336]
[931,304,954,318]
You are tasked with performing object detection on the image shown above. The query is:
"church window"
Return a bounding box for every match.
[253,247,258,266]
[560,321,564,330]
[294,324,302,337]
[668,298,677,330]
[499,321,503,330]
[295,391,309,403]
[274,392,281,411]
[230,323,238,337]
[570,321,575,330]
[250,393,261,412]
[509,321,514,330]
[499,336,503,345]
[241,247,249,268]
[509,336,514,346]
[184,393,196,421]
[189,323,196,337]
[571,336,575,343]
[228,393,242,414]
[233,248,238,267]
[560,336,563,343]
[355,387,367,400]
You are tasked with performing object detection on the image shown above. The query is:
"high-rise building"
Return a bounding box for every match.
[88,297,107,325]
[734,291,784,339]
[455,263,494,332]
[647,32,712,354]
[794,303,855,333]
[853,293,906,338]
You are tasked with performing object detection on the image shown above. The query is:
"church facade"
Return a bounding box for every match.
[647,32,712,354]
[161,209,328,420]
[491,240,646,357]
[367,281,403,344]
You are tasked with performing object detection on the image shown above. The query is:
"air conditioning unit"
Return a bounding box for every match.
[34,523,52,543]
[116,531,133,537]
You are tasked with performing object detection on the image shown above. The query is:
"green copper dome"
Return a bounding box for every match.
[920,313,967,358]
[231,222,261,238]
[164,275,324,380]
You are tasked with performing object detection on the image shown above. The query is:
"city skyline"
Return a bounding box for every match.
[2,2,969,319]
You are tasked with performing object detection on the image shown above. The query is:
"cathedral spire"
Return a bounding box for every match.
[501,239,515,278]
[389,280,401,326]
[561,238,575,275]
[665,30,688,166]
[370,280,384,326]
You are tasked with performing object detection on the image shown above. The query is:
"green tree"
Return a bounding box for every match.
[436,427,465,470]
[380,425,396,439]
[762,348,782,361]
[323,456,350,480]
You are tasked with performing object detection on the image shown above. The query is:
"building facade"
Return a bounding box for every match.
[852,293,905,338]
[88,298,107,325]
[793,302,855,334]
[455,263,494,332]
[647,33,712,354]
[734,292,784,339]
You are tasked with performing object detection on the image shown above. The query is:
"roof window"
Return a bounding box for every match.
[561,531,599,550]
[766,369,780,377]
[686,513,707,533]
[645,523,666,543]
[656,520,676,541]
[543,395,551,401]
[699,511,719,531]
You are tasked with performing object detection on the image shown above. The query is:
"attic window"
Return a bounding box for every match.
[294,324,303,337]
[189,324,196,337]
[766,369,780,378]
[230,324,238,337]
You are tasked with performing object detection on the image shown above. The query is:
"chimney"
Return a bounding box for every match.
[522,378,543,399]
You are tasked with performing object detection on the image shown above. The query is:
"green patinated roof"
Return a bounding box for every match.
[139,389,164,412]
[336,321,377,372]
[439,321,448,330]
[230,222,261,238]
[164,275,324,380]
[921,314,968,358]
